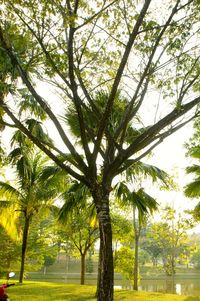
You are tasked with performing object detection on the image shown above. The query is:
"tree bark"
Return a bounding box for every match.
[93,186,114,301]
[96,237,102,298]
[19,215,30,283]
[80,253,86,285]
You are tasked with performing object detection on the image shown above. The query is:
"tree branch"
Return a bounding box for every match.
[0,26,88,175]
[109,96,200,176]
[0,100,89,185]
[92,0,152,163]
[75,0,119,31]
[113,0,182,143]
[67,9,92,167]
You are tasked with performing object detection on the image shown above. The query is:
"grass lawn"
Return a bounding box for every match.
[6,281,200,301]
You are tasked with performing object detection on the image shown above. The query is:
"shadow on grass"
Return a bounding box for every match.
[184,296,200,301]
[64,296,95,301]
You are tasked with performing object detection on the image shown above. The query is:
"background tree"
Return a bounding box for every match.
[0,225,21,278]
[25,213,59,275]
[58,211,99,285]
[115,246,135,285]
[0,1,200,299]
[141,229,163,266]
[111,212,133,259]
[57,181,99,285]
[148,207,193,276]
[191,249,200,270]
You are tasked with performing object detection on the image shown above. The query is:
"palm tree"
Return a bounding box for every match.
[114,159,172,290]
[115,182,158,290]
[0,148,60,283]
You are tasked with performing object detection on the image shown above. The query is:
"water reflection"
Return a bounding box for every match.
[137,278,200,296]
[113,278,200,296]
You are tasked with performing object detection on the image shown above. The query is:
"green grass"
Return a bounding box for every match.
[6,281,200,301]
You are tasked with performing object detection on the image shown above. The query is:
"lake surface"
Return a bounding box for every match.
[121,278,200,296]
[66,276,200,296]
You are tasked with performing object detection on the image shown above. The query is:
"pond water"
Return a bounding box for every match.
[121,278,200,296]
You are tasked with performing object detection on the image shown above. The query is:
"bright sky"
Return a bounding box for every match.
[143,122,200,232]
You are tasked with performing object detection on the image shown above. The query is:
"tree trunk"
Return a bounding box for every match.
[80,253,86,285]
[133,207,140,291]
[19,215,30,283]
[96,227,103,298]
[133,233,139,290]
[93,186,114,301]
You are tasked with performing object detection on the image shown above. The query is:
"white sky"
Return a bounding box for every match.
[143,123,200,232]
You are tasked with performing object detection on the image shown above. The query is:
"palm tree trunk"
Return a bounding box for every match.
[93,186,114,301]
[80,253,86,285]
[133,207,139,290]
[19,215,30,283]
[133,233,139,290]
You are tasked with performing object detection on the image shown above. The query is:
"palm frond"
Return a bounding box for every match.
[0,200,12,208]
[26,118,53,146]
[184,179,200,198]
[58,194,79,222]
[8,147,22,164]
[126,161,171,187]
[136,188,158,214]
[192,202,200,220]
[11,130,28,148]
[0,181,21,202]
[39,165,69,192]
[186,165,200,176]
[0,204,21,241]
[114,182,158,223]
[114,182,130,201]
[16,155,32,185]
[58,181,90,223]
[18,90,47,120]
[189,147,200,159]
[39,165,64,181]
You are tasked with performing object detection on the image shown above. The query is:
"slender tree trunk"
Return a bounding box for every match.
[80,253,86,285]
[19,215,30,283]
[133,207,140,291]
[93,186,114,301]
[133,233,139,290]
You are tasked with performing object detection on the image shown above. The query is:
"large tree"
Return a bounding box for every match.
[0,1,199,299]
